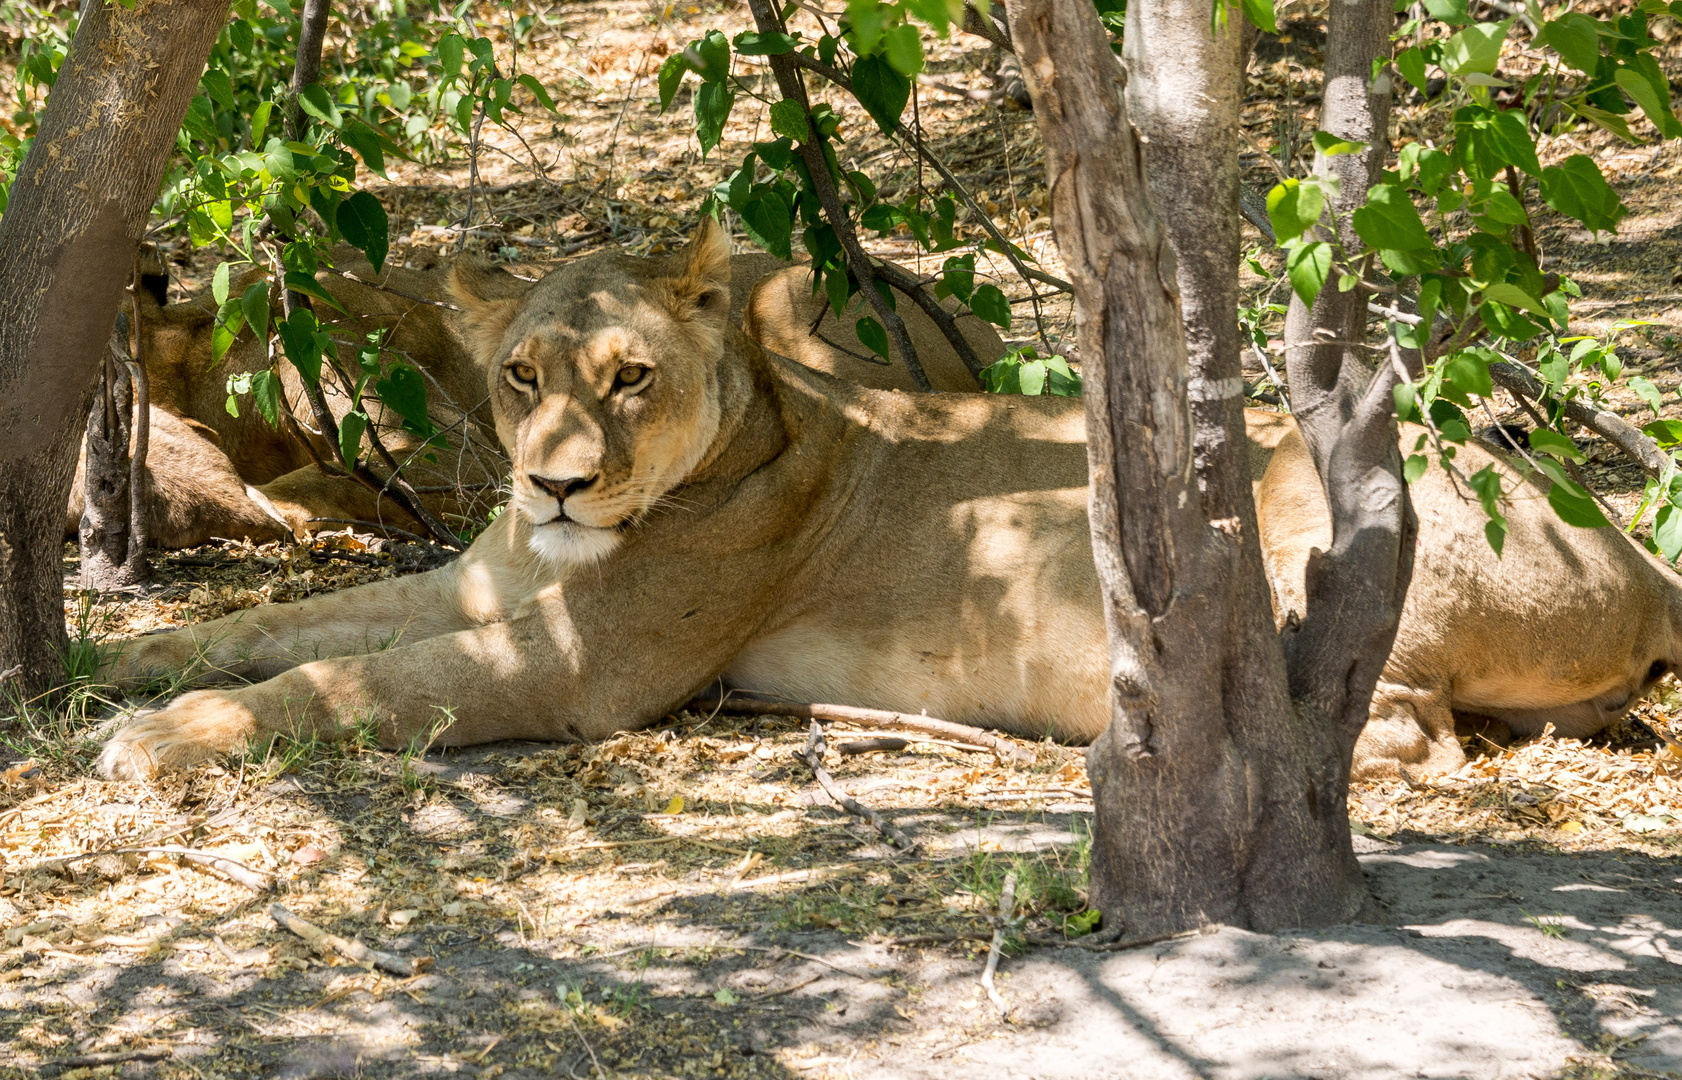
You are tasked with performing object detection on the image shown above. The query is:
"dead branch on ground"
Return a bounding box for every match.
[800,721,917,850]
[269,903,429,976]
[686,692,1037,765]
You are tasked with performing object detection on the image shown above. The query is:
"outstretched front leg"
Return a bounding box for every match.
[97,583,756,779]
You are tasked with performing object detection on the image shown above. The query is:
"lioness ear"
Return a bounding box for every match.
[448,259,527,366]
[665,217,731,321]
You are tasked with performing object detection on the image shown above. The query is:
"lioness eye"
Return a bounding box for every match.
[508,363,538,388]
[616,365,651,391]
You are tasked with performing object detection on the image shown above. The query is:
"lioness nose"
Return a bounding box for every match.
[530,473,596,500]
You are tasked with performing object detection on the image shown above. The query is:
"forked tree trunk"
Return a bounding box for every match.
[0,0,229,694]
[1002,0,1402,934]
[1279,0,1417,750]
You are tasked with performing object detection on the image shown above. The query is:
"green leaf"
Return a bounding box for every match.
[1312,130,1368,157]
[516,74,558,112]
[1396,48,1430,94]
[1540,13,1601,73]
[942,254,975,303]
[1480,282,1549,316]
[437,33,465,83]
[852,54,910,136]
[250,368,282,427]
[277,309,325,386]
[855,315,890,360]
[1571,103,1640,144]
[1017,359,1047,396]
[739,192,793,260]
[1467,463,1508,555]
[1656,503,1682,561]
[1285,241,1333,305]
[212,262,232,306]
[695,29,731,83]
[338,410,367,469]
[240,281,270,343]
[694,82,733,158]
[1645,419,1682,446]
[1440,19,1511,76]
[374,364,436,439]
[283,271,348,314]
[883,24,924,76]
[1616,63,1682,138]
[201,69,235,111]
[1631,375,1665,415]
[658,54,687,112]
[299,83,341,128]
[1351,183,1433,250]
[1549,483,1611,528]
[1422,0,1472,24]
[340,118,387,178]
[1540,154,1626,233]
[337,191,390,275]
[1528,428,1585,461]
[732,30,798,55]
[1242,0,1278,34]
[769,99,808,143]
[970,284,1012,329]
[1266,178,1324,245]
[1404,454,1429,483]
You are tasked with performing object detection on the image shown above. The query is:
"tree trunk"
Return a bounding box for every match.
[0,0,229,694]
[79,314,145,590]
[1002,0,1378,935]
[1278,0,1416,771]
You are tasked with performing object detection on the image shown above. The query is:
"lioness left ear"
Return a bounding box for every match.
[666,217,731,320]
[448,259,529,366]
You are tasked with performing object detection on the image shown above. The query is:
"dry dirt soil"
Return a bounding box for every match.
[10,0,1682,1077]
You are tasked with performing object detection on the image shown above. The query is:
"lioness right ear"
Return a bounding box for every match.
[448,259,527,366]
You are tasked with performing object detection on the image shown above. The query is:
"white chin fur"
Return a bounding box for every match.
[526,520,622,568]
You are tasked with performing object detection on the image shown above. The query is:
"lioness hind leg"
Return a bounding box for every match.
[1352,681,1466,781]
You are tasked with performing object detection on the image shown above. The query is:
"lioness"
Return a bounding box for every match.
[97,221,1105,778]
[1258,424,1682,778]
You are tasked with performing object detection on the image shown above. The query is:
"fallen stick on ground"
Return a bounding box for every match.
[269,904,430,976]
[1025,924,1216,951]
[46,1047,173,1068]
[981,871,1018,1018]
[686,693,1035,765]
[837,737,909,755]
[37,845,271,891]
[800,721,917,852]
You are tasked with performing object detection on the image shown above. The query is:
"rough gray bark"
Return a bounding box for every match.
[79,313,148,590]
[0,0,229,694]
[1003,0,1379,934]
[1278,0,1416,774]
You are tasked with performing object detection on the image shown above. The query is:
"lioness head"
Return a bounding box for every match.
[449,220,733,567]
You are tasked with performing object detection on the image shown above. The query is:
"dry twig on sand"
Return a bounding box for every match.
[981,870,1018,1018]
[687,693,1036,765]
[269,904,430,976]
[800,721,918,851]
[46,1048,173,1068]
[37,845,271,892]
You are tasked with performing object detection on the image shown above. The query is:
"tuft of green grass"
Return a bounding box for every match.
[957,816,1095,938]
[1523,909,1570,938]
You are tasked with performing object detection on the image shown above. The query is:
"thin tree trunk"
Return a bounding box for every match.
[1279,0,1416,770]
[1002,0,1372,935]
[0,0,229,694]
[79,318,136,590]
[744,0,933,392]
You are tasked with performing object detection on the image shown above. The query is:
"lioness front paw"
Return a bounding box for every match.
[97,691,257,780]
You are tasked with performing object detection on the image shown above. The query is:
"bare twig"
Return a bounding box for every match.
[563,997,607,1080]
[1025,924,1213,951]
[305,518,439,547]
[800,721,917,851]
[269,903,429,976]
[837,737,909,755]
[46,1048,173,1068]
[685,692,1035,765]
[981,870,1017,1017]
[38,845,271,891]
[1489,362,1670,476]
[0,664,21,684]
